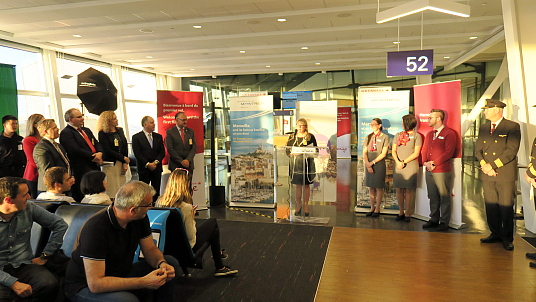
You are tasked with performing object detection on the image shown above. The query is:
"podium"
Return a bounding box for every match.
[275,146,332,223]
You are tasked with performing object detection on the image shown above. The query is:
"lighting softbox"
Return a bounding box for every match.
[77,67,117,115]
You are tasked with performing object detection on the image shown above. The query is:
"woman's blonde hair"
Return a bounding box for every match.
[291,117,311,140]
[26,114,44,137]
[97,111,117,133]
[156,169,192,208]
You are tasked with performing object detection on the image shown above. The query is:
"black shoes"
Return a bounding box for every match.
[365,211,374,217]
[526,253,536,260]
[422,221,439,229]
[395,214,405,221]
[371,212,380,217]
[503,242,514,251]
[436,223,449,231]
[404,216,411,222]
[480,235,502,244]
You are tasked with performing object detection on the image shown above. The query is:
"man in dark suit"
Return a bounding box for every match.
[0,115,26,178]
[166,112,196,179]
[476,99,521,251]
[59,108,103,202]
[132,116,165,200]
[34,119,70,193]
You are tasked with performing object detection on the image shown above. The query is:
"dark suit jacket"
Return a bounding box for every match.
[166,126,196,171]
[98,127,128,163]
[33,139,70,191]
[59,124,103,177]
[475,118,521,182]
[132,131,165,175]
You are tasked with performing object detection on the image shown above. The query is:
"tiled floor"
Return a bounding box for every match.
[198,159,536,239]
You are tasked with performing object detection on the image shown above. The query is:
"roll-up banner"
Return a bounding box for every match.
[337,107,352,159]
[414,80,463,228]
[156,90,205,206]
[356,90,410,213]
[229,95,275,208]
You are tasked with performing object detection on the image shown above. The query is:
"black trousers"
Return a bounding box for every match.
[483,180,516,243]
[193,218,224,269]
[138,171,162,201]
[0,263,58,302]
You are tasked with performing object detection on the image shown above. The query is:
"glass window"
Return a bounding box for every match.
[0,45,46,92]
[122,69,156,101]
[124,101,157,137]
[56,57,111,95]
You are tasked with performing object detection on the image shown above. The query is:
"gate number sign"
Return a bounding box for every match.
[387,49,434,77]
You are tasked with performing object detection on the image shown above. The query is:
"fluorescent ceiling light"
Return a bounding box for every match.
[376,0,470,24]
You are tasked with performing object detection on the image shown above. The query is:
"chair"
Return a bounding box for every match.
[148,208,210,276]
[30,200,69,257]
[55,204,107,257]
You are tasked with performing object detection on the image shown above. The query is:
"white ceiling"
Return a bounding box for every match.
[0,0,505,77]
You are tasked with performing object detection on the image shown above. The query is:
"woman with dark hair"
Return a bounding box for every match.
[363,118,390,217]
[392,114,422,222]
[156,169,238,277]
[80,170,112,205]
[286,118,317,216]
[23,113,44,198]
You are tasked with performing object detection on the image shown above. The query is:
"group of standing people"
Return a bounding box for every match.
[362,99,529,251]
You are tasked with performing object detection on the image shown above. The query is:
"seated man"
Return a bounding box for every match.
[0,177,68,301]
[36,167,76,203]
[65,181,179,302]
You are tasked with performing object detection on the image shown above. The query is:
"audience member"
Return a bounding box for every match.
[80,171,112,205]
[34,119,70,194]
[363,118,390,217]
[65,181,179,302]
[157,169,238,277]
[97,111,130,198]
[421,109,458,231]
[476,99,520,250]
[0,176,68,301]
[166,112,196,182]
[59,108,102,202]
[132,116,165,200]
[22,113,44,198]
[36,167,75,203]
[0,115,26,178]
[392,114,422,222]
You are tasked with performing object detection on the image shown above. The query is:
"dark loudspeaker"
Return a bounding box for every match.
[209,186,226,208]
[269,92,281,109]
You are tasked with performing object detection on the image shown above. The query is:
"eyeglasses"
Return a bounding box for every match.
[175,167,189,174]
[297,124,306,127]
[370,123,379,126]
[74,115,84,119]
[137,201,155,208]
[177,118,187,122]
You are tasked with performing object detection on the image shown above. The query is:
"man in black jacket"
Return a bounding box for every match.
[0,115,25,178]
[59,108,103,202]
[132,116,165,200]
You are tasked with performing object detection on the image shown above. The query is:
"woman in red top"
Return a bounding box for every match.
[23,113,44,198]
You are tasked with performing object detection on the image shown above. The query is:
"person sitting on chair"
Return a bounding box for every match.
[80,171,112,205]
[36,167,75,204]
[156,168,238,277]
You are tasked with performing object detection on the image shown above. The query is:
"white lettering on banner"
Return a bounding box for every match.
[79,82,96,87]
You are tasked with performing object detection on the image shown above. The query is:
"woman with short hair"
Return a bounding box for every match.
[80,170,112,205]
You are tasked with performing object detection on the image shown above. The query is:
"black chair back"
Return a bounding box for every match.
[30,200,69,257]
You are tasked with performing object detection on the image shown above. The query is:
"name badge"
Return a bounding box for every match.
[376,139,382,142]
[114,138,119,146]
[189,138,193,145]
[92,138,95,145]
[438,136,444,139]
[18,144,23,151]
[499,135,507,137]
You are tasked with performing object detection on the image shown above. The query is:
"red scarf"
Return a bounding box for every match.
[370,131,382,151]
[397,131,410,146]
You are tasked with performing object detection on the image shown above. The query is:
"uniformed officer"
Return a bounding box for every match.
[476,99,521,251]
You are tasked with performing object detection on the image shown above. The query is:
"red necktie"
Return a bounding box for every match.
[77,128,96,153]
[490,123,496,135]
[180,128,185,143]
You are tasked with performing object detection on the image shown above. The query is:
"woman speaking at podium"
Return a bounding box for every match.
[286,118,317,216]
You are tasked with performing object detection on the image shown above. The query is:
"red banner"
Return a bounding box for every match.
[157,91,204,164]
[414,80,462,158]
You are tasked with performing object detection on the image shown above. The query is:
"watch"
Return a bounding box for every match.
[40,252,51,260]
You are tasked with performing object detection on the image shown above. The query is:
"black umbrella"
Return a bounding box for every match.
[77,67,118,115]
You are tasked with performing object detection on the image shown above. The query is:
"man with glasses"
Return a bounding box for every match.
[0,176,68,302]
[476,99,521,251]
[166,112,196,181]
[421,109,458,231]
[65,181,179,302]
[60,108,103,202]
[0,115,26,178]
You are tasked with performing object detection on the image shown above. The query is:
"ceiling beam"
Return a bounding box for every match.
[445,27,505,71]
